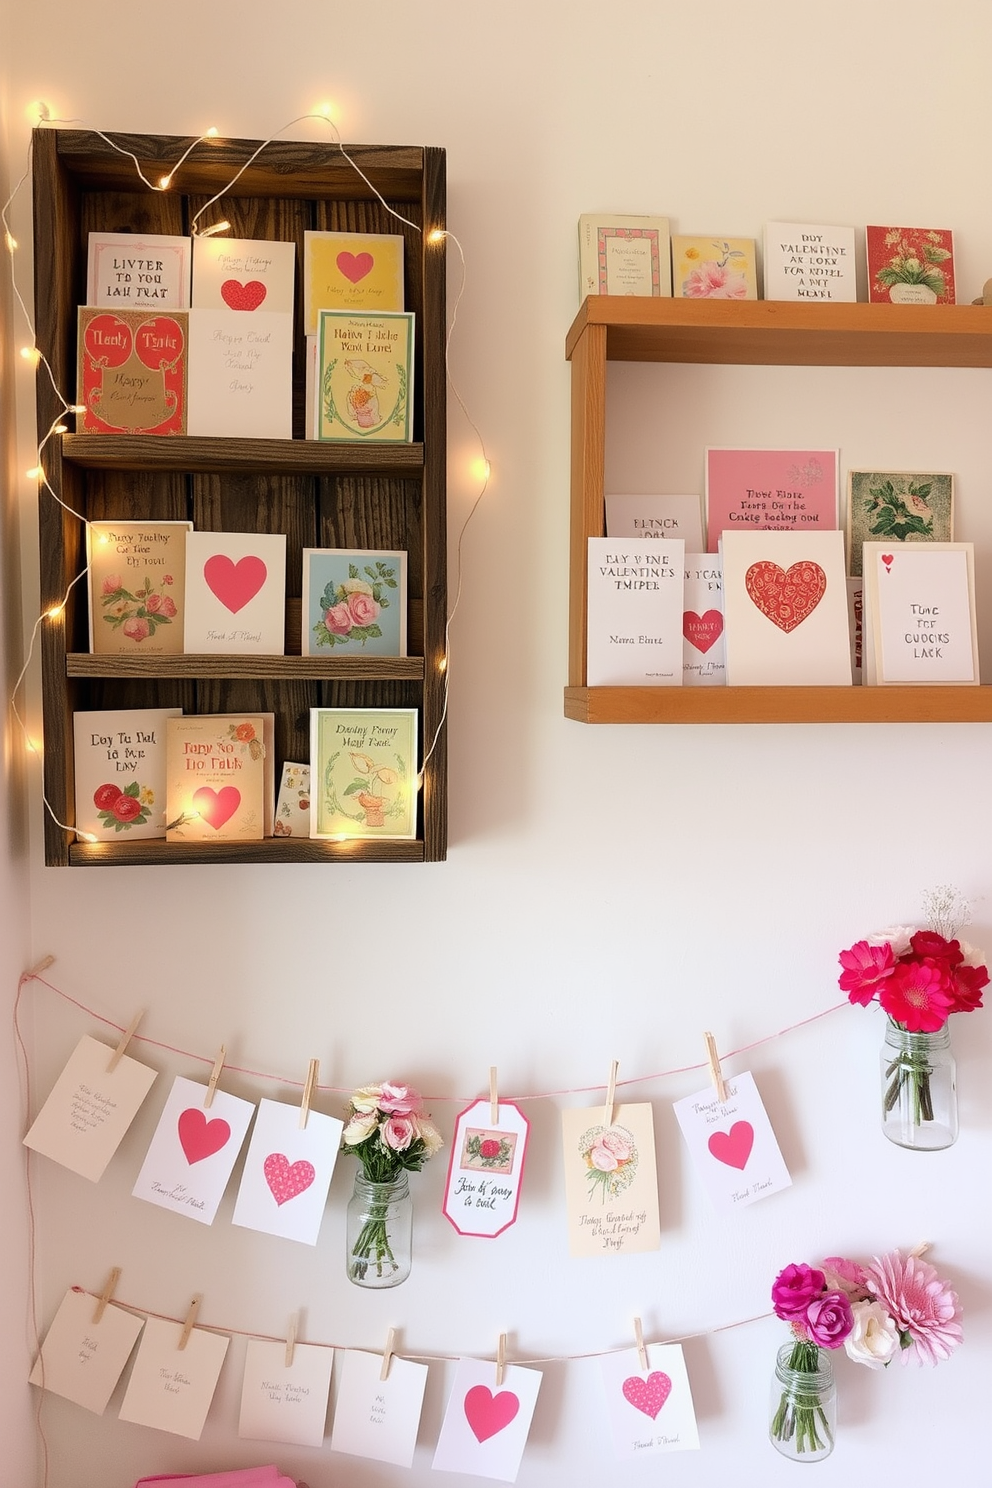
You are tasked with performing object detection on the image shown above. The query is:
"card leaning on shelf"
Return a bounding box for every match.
[310,708,418,841]
[74,707,181,842]
[303,229,405,333]
[605,493,703,553]
[706,448,838,553]
[77,308,187,434]
[274,762,310,837]
[166,715,272,843]
[184,531,286,654]
[87,232,192,309]
[671,236,757,299]
[301,548,407,657]
[762,222,857,302]
[722,529,852,685]
[577,214,671,299]
[86,520,191,654]
[586,537,684,686]
[866,224,955,304]
[191,235,296,314]
[847,470,953,578]
[682,553,725,687]
[315,311,415,443]
[186,309,293,439]
[862,542,978,686]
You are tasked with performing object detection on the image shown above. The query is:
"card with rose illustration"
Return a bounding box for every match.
[561,1102,660,1258]
[74,708,180,841]
[310,708,417,840]
[847,471,953,577]
[87,520,191,654]
[672,236,757,300]
[673,1071,791,1213]
[443,1098,530,1238]
[302,548,407,656]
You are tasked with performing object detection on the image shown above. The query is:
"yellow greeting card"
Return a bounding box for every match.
[672,236,758,300]
[304,231,405,333]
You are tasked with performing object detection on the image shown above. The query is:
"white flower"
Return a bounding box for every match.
[867,926,915,957]
[844,1300,900,1369]
[342,1112,378,1145]
[341,579,373,596]
[350,1083,383,1114]
[958,939,987,969]
[414,1117,444,1158]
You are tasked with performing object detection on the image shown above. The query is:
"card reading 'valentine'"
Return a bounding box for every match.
[432,1358,542,1483]
[672,1071,791,1212]
[231,1097,342,1245]
[132,1075,255,1225]
[599,1344,699,1458]
[442,1098,530,1238]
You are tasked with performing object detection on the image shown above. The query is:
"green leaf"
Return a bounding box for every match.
[124,781,140,797]
[384,577,397,588]
[364,566,377,581]
[343,780,365,796]
[869,510,896,534]
[911,483,932,499]
[348,564,359,579]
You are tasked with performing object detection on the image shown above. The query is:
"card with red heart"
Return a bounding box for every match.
[682,553,726,686]
[183,532,286,655]
[672,1070,791,1213]
[231,1096,343,1246]
[722,529,852,685]
[132,1074,255,1225]
[330,1347,429,1467]
[599,1343,699,1459]
[165,714,272,843]
[191,236,296,315]
[303,230,404,334]
[432,1358,542,1482]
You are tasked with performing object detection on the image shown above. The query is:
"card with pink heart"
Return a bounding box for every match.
[683,553,726,686]
[231,1097,343,1245]
[165,714,272,843]
[303,230,405,334]
[599,1343,699,1458]
[672,1070,792,1213]
[184,533,286,654]
[132,1074,255,1225]
[191,237,296,316]
[432,1358,542,1482]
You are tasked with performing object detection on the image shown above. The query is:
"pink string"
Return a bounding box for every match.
[14,972,51,1488]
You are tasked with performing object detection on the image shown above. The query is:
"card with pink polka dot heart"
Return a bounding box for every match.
[233,1097,343,1246]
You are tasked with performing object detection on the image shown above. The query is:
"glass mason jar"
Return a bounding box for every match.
[881,1018,958,1151]
[769,1341,836,1462]
[346,1172,412,1288]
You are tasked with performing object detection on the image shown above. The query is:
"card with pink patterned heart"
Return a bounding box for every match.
[192,236,295,315]
[600,1344,699,1459]
[183,532,286,655]
[432,1358,542,1482]
[132,1075,255,1225]
[232,1096,343,1245]
[672,1070,791,1213]
[303,230,405,334]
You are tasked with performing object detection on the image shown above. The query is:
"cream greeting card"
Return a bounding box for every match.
[561,1103,661,1258]
[118,1315,229,1439]
[722,530,852,686]
[763,222,857,303]
[231,1097,343,1245]
[672,1071,792,1212]
[30,1288,145,1414]
[186,310,293,440]
[329,1348,429,1468]
[578,215,671,298]
[184,532,286,654]
[864,542,978,685]
[87,233,191,309]
[191,236,295,315]
[132,1075,255,1225]
[432,1359,543,1483]
[274,762,310,837]
[586,538,685,686]
[682,554,725,687]
[442,1098,530,1238]
[599,1344,699,1458]
[606,494,703,553]
[238,1338,333,1447]
[24,1034,158,1182]
[165,715,270,844]
[74,708,181,842]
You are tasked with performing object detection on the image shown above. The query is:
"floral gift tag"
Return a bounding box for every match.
[442,1098,530,1238]
[560,1103,661,1257]
[672,1071,791,1212]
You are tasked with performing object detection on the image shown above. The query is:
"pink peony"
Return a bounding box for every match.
[805,1290,854,1349]
[838,939,896,1004]
[382,1115,414,1151]
[772,1263,825,1320]
[121,616,150,642]
[589,1142,619,1172]
[821,1255,870,1301]
[324,601,353,636]
[865,1250,963,1365]
[102,575,122,595]
[145,593,162,613]
[378,1083,421,1116]
[347,590,380,627]
[683,260,749,299]
[879,959,955,1032]
[599,1130,632,1160]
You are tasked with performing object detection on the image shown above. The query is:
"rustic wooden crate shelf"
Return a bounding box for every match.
[66,654,426,680]
[69,837,425,866]
[61,434,425,475]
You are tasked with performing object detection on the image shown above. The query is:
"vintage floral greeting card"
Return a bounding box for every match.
[672,236,757,299]
[316,311,414,442]
[310,708,417,840]
[302,548,407,657]
[847,471,953,577]
[87,521,190,655]
[274,762,310,837]
[561,1102,661,1257]
[442,1098,530,1238]
[74,708,181,842]
[578,214,671,298]
[866,225,955,304]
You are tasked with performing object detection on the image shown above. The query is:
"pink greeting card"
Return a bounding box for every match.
[231,1097,343,1245]
[432,1358,542,1482]
[442,1098,530,1238]
[672,1071,791,1212]
[706,449,838,553]
[682,554,725,687]
[599,1344,699,1459]
[131,1075,255,1225]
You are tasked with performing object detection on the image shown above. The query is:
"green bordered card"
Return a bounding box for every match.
[316,310,414,442]
[310,708,418,840]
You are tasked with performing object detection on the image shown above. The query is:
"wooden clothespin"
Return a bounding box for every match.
[204,1047,226,1109]
[704,1031,728,1104]
[27,954,55,978]
[299,1059,319,1130]
[178,1295,202,1351]
[92,1266,122,1324]
[285,1312,298,1368]
[910,1240,932,1259]
[603,1060,619,1130]
[380,1327,396,1382]
[495,1333,507,1388]
[108,1011,143,1073]
[633,1316,649,1374]
[489,1067,500,1128]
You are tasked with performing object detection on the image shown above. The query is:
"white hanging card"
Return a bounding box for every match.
[29,1287,144,1414]
[23,1034,158,1182]
[432,1358,543,1483]
[118,1315,229,1439]
[238,1338,333,1447]
[330,1348,429,1468]
[672,1070,791,1211]
[231,1097,343,1246]
[442,1098,530,1238]
[131,1075,255,1225]
[599,1344,700,1458]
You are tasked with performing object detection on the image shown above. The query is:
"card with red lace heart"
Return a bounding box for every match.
[672,1070,791,1213]
[132,1075,255,1225]
[330,1348,429,1467]
[184,533,286,654]
[192,236,296,315]
[722,529,852,684]
[599,1343,699,1459]
[231,1097,343,1246]
[682,553,726,686]
[432,1358,543,1482]
[303,230,405,334]
[166,714,273,843]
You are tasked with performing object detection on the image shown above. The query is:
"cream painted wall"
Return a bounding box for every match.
[3,3,991,1484]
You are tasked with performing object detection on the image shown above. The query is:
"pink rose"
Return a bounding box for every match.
[599,1130,631,1160]
[772,1263,826,1320]
[145,593,162,613]
[325,602,353,636]
[480,1139,501,1158]
[379,1083,420,1115]
[590,1141,618,1172]
[382,1115,414,1151]
[122,616,150,642]
[102,575,121,595]
[822,1256,870,1300]
[163,574,174,584]
[806,1291,854,1349]
[683,260,749,299]
[347,590,380,627]
[159,595,177,618]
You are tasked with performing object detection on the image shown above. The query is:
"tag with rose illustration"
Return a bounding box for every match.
[442,1098,530,1238]
[561,1103,660,1257]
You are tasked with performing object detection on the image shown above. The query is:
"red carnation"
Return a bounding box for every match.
[909,931,963,968]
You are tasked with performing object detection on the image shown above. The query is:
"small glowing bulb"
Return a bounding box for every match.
[53,423,68,434]
[437,655,448,673]
[4,231,17,252]
[26,465,43,480]
[97,534,110,545]
[415,771,425,791]
[315,101,335,118]
[46,605,64,620]
[428,228,446,244]
[199,219,231,238]
[78,831,100,843]
[26,100,50,124]
[20,346,40,364]
[470,456,491,483]
[70,404,86,414]
[159,174,172,190]
[206,126,219,138]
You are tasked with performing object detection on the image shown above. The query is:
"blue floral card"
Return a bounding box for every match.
[301,548,407,656]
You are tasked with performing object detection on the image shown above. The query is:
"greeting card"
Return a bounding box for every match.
[442,1098,530,1238]
[73,708,181,842]
[672,1071,792,1212]
[166,715,271,844]
[722,530,852,686]
[238,1338,334,1447]
[560,1103,661,1258]
[310,708,418,840]
[87,520,191,655]
[866,225,955,304]
[231,1098,343,1246]
[847,470,953,577]
[30,1288,145,1413]
[186,310,293,439]
[303,230,404,333]
[682,554,725,687]
[577,215,671,298]
[863,542,978,685]
[23,1033,158,1182]
[183,532,286,654]
[848,577,864,684]
[605,493,703,553]
[762,222,857,302]
[78,308,187,435]
[432,1359,543,1483]
[131,1074,255,1224]
[191,236,296,315]
[119,1315,229,1439]
[706,448,838,553]
[672,236,757,299]
[302,548,407,657]
[87,233,192,310]
[304,333,318,438]
[599,1344,699,1459]
[316,310,414,442]
[586,537,685,686]
[329,1348,429,1467]
[274,763,310,837]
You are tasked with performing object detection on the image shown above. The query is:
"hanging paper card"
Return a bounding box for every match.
[561,1103,661,1258]
[23,1034,158,1182]
[599,1344,700,1459]
[432,1358,543,1483]
[672,1071,791,1212]
[238,1338,334,1447]
[131,1075,255,1225]
[442,1098,530,1238]
[329,1348,429,1468]
[231,1097,343,1246]
[29,1287,145,1414]
[118,1315,229,1439]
